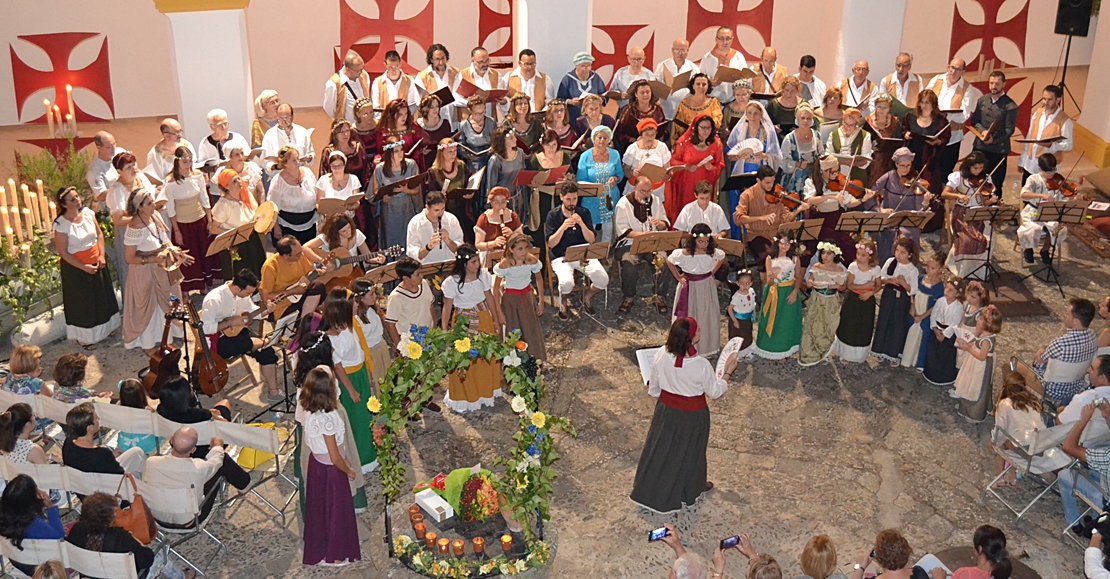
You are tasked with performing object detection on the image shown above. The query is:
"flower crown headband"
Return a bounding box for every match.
[690,231,714,238]
[383,141,405,152]
[302,333,326,352]
[438,141,458,151]
[855,242,873,255]
[817,241,842,256]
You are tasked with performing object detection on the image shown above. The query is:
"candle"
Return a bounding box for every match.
[410,513,424,527]
[500,534,512,553]
[44,100,54,137]
[66,85,74,120]
[452,539,464,556]
[437,537,449,555]
[7,179,15,200]
[1,207,9,240]
[414,523,427,540]
[21,243,31,268]
[23,209,33,241]
[472,537,485,555]
[71,110,78,135]
[64,114,73,138]
[48,202,56,223]
[408,505,420,517]
[5,227,13,255]
[21,185,34,226]
[425,531,437,549]
[53,106,62,137]
[0,186,6,211]
[11,203,22,243]
[29,193,40,226]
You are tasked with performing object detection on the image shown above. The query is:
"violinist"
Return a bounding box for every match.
[1017,153,1068,265]
[200,269,282,401]
[734,165,807,265]
[941,151,999,278]
[873,148,934,263]
[801,154,871,263]
[613,176,671,313]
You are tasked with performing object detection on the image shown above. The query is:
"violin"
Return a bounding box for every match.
[899,170,931,196]
[828,176,868,199]
[1046,172,1078,197]
[764,185,805,211]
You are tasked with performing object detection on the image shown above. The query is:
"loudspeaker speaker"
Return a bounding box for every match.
[1055,0,1093,37]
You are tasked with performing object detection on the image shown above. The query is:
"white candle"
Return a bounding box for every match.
[44,99,54,137]
[0,185,6,209]
[21,185,37,226]
[48,202,57,224]
[68,113,76,136]
[66,85,74,120]
[22,208,32,241]
[10,201,22,243]
[4,227,13,255]
[21,243,30,268]
[53,106,62,137]
[0,207,9,241]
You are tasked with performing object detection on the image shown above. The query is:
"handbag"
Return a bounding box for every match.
[113,473,157,545]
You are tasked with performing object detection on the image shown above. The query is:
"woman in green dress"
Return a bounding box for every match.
[798,241,848,365]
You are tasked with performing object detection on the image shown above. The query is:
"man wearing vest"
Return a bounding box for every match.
[750,47,787,95]
[877,53,922,109]
[415,43,462,124]
[837,60,878,118]
[825,108,873,184]
[1018,84,1073,186]
[323,51,371,123]
[458,46,505,120]
[970,71,1018,193]
[926,58,979,186]
[505,48,555,114]
[699,26,747,104]
[371,50,420,117]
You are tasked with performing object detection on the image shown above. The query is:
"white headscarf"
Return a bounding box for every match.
[726,101,782,175]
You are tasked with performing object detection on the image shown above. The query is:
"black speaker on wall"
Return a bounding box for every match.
[1054,0,1093,37]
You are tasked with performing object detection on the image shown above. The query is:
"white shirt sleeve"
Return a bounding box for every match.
[445,213,465,245]
[323,79,338,120]
[1086,548,1110,579]
[406,214,426,260]
[1046,118,1075,155]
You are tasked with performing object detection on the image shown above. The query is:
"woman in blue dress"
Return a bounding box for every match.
[575,125,624,243]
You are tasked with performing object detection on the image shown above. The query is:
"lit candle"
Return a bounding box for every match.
[452,539,464,556]
[425,531,437,549]
[0,185,7,209]
[64,114,73,138]
[66,85,74,120]
[36,181,49,229]
[21,243,31,268]
[5,227,13,255]
[437,537,449,555]
[414,523,427,540]
[1,207,9,239]
[44,99,54,137]
[7,179,15,200]
[472,537,484,555]
[48,202,56,223]
[22,185,38,226]
[53,106,62,137]
[500,534,512,553]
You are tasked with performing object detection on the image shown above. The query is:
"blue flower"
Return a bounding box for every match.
[535,433,546,443]
[469,348,479,357]
[526,445,539,456]
[409,324,418,335]
[527,425,537,434]
[419,326,429,336]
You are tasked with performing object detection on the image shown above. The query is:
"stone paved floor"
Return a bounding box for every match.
[5,203,1108,578]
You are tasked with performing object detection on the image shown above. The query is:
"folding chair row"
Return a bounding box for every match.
[0,456,194,505]
[0,538,140,579]
[0,390,281,456]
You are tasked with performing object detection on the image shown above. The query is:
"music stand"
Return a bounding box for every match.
[715,237,746,259]
[1020,200,1087,298]
[206,222,256,257]
[629,231,686,255]
[834,212,886,239]
[884,211,934,232]
[485,247,541,269]
[963,205,1018,293]
[419,260,455,278]
[563,242,610,265]
[778,218,823,244]
[364,262,401,286]
[248,311,299,421]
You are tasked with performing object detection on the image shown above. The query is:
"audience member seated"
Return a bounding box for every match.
[116,378,160,455]
[1034,298,1099,406]
[1061,401,1110,528]
[1056,355,1110,425]
[2,345,52,397]
[154,376,254,492]
[797,534,849,579]
[1086,526,1110,579]
[990,372,1048,488]
[656,523,726,579]
[947,525,1010,579]
[852,529,933,579]
[0,475,64,576]
[1097,296,1110,354]
[66,492,155,579]
[32,560,68,579]
[52,352,111,403]
[0,403,49,464]
[143,425,250,524]
[62,402,147,475]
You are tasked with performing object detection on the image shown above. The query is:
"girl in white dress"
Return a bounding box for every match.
[955,304,1003,421]
[666,224,726,357]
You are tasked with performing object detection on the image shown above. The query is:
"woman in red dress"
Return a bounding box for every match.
[375,98,424,171]
[665,113,725,222]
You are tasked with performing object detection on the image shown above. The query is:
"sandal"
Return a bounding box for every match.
[619,298,634,313]
[80,343,96,351]
[653,297,668,314]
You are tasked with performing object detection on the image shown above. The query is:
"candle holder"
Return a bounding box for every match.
[437,537,450,555]
[408,504,421,517]
[414,523,426,540]
[452,539,464,556]
[410,513,424,527]
[425,531,437,550]
[500,534,512,554]
[472,537,485,555]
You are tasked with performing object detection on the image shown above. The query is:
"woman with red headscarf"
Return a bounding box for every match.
[665,114,725,222]
[630,317,738,514]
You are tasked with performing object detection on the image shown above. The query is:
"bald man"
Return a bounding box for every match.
[87,131,124,202]
[613,175,670,312]
[837,60,878,116]
[146,119,195,182]
[751,47,787,94]
[610,46,657,104]
[926,57,979,182]
[654,39,701,119]
[877,52,923,108]
[143,424,254,523]
[700,26,748,103]
[324,51,371,122]
[261,103,315,167]
[458,46,506,119]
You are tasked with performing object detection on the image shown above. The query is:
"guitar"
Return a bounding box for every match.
[141,297,185,399]
[314,245,405,287]
[221,294,285,338]
[183,299,229,396]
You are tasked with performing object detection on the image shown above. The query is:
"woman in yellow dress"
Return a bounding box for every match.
[671,73,723,147]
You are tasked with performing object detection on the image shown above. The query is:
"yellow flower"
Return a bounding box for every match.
[366,396,381,413]
[454,337,471,353]
[405,341,423,359]
[531,412,546,429]
[516,475,529,489]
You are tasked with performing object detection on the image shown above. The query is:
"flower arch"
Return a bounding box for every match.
[373,317,574,576]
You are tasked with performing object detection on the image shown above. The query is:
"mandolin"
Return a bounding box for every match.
[183,299,229,396]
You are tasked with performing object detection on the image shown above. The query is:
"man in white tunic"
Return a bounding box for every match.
[406,191,464,264]
[878,52,923,108]
[836,60,878,117]
[414,43,462,124]
[261,104,315,170]
[925,58,980,185]
[503,49,557,114]
[610,46,656,106]
[699,26,747,104]
[323,51,370,123]
[1017,84,1073,185]
[654,39,700,120]
[796,55,827,108]
[371,50,420,115]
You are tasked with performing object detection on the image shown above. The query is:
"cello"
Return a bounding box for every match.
[183,298,229,396]
[141,296,185,399]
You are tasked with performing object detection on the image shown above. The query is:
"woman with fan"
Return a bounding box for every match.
[722,102,780,238]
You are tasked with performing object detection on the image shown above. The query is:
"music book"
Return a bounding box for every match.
[713,66,756,84]
[317,193,365,216]
[416,85,455,107]
[457,143,491,157]
[560,131,589,152]
[512,164,570,187]
[727,115,743,130]
[751,91,781,100]
[967,120,1000,142]
[142,171,164,187]
[514,134,533,156]
[909,125,950,141]
[373,172,427,202]
[406,138,426,157]
[637,347,660,385]
[834,154,872,168]
[637,163,671,183]
[939,109,963,115]
[670,71,692,92]
[646,80,672,101]
[1014,135,1067,145]
[456,78,508,102]
[449,167,486,200]
[602,89,624,100]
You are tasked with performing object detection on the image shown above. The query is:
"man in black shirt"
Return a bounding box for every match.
[62,402,146,475]
[545,182,609,318]
[970,70,1018,192]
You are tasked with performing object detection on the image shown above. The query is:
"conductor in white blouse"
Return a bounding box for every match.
[614,176,671,314]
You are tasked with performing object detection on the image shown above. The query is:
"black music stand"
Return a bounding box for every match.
[563,242,610,264]
[778,218,823,244]
[883,210,934,232]
[418,260,455,278]
[963,205,1018,293]
[834,211,886,239]
[364,262,400,285]
[206,222,256,257]
[629,231,686,255]
[249,312,299,421]
[1020,200,1087,298]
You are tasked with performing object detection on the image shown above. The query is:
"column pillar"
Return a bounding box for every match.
[1077,16,1110,167]
[837,0,907,82]
[515,0,592,80]
[153,0,254,145]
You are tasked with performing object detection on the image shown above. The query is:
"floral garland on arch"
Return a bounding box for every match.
[370,316,575,561]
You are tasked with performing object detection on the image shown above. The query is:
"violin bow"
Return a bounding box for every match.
[971,157,1007,197]
[1062,152,1086,182]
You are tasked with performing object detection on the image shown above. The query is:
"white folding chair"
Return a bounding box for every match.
[986,422,1077,518]
[218,420,297,525]
[144,480,226,578]
[1045,358,1093,385]
[1061,461,1110,548]
[64,542,140,579]
[0,538,64,578]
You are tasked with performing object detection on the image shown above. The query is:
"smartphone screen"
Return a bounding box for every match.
[720,535,740,549]
[648,527,668,541]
